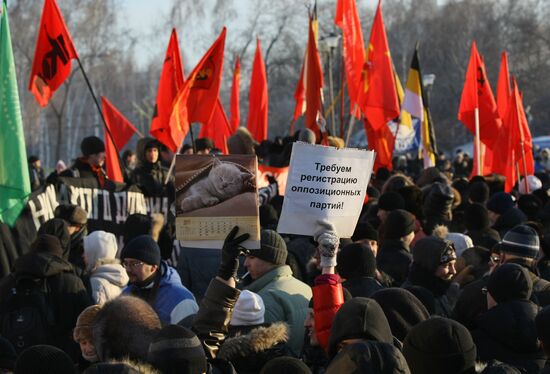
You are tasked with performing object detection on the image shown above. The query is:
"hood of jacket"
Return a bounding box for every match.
[92,263,129,287]
[14,251,74,278]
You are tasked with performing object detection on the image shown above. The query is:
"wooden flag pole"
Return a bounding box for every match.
[520,141,530,193]
[474,107,482,175]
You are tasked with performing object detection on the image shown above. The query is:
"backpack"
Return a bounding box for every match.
[0,275,55,353]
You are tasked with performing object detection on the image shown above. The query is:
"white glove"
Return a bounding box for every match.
[314,220,339,268]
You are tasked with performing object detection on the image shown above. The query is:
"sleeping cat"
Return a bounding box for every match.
[180,159,252,213]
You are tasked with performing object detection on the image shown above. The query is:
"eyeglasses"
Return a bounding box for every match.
[490,254,500,263]
[122,261,144,270]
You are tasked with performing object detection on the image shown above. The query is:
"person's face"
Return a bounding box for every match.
[79,339,97,361]
[123,257,158,283]
[434,260,457,280]
[488,211,499,226]
[403,231,415,247]
[377,209,388,222]
[88,152,106,166]
[304,308,318,346]
[126,154,137,169]
[244,256,273,280]
[33,160,41,169]
[145,148,159,163]
[196,149,210,155]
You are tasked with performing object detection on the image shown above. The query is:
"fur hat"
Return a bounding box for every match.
[84,231,118,272]
[92,296,161,361]
[487,263,533,303]
[487,192,514,215]
[383,209,415,240]
[81,136,105,156]
[337,243,377,279]
[412,236,457,274]
[231,290,265,326]
[500,224,540,259]
[260,356,312,374]
[227,127,257,155]
[120,235,161,266]
[378,192,405,211]
[54,204,88,225]
[403,317,476,374]
[248,230,287,266]
[74,305,102,342]
[15,345,76,374]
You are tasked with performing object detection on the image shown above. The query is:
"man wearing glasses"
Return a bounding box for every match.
[120,235,198,324]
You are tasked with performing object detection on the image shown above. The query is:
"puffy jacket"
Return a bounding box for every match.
[313,274,344,353]
[245,265,312,355]
[124,261,198,324]
[89,263,129,305]
[377,239,412,286]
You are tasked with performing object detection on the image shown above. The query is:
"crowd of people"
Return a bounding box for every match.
[3,127,550,373]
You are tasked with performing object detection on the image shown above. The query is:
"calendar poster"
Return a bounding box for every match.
[175,154,260,249]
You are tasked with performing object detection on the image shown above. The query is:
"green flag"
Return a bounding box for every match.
[0,1,31,226]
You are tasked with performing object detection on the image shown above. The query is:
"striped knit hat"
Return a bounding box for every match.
[500,225,540,259]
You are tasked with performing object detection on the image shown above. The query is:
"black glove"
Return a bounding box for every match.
[217,226,250,280]
[266,174,277,185]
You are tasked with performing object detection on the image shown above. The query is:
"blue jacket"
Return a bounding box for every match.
[124,261,198,324]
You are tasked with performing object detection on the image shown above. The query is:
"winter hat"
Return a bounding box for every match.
[260,356,312,374]
[81,136,105,157]
[325,341,411,374]
[248,229,287,266]
[37,218,71,258]
[416,167,446,188]
[351,221,378,242]
[423,182,454,220]
[398,185,424,219]
[404,285,436,315]
[230,290,265,326]
[194,138,214,152]
[412,236,457,274]
[468,181,490,204]
[92,296,161,361]
[464,203,490,231]
[500,224,540,259]
[517,194,543,221]
[536,306,550,345]
[144,138,160,151]
[403,317,476,374]
[0,336,16,370]
[84,230,118,271]
[54,204,88,225]
[28,155,39,164]
[122,213,152,245]
[74,305,102,342]
[259,204,279,228]
[487,263,533,304]
[519,175,542,195]
[383,209,415,240]
[120,235,161,266]
[328,297,394,358]
[31,234,64,258]
[298,128,316,144]
[446,233,474,257]
[15,345,76,374]
[147,325,207,374]
[227,127,257,155]
[337,243,377,279]
[371,288,430,342]
[378,191,405,211]
[486,192,514,215]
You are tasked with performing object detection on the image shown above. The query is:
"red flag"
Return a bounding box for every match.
[514,80,534,176]
[169,74,194,144]
[247,38,269,142]
[492,52,512,176]
[364,120,394,172]
[200,99,230,154]
[363,1,400,131]
[292,57,306,121]
[496,52,511,120]
[305,16,324,139]
[458,42,502,150]
[101,97,138,183]
[187,28,226,125]
[335,0,366,117]
[29,0,78,107]
[150,29,185,152]
[230,57,241,132]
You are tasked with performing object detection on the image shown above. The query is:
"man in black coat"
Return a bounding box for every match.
[131,138,172,197]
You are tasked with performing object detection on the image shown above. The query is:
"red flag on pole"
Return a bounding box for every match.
[200,99,231,154]
[230,57,241,132]
[101,97,137,183]
[247,38,269,142]
[292,57,306,122]
[150,29,185,152]
[491,51,512,176]
[496,52,511,120]
[364,120,394,172]
[29,0,78,107]
[335,0,366,118]
[514,79,534,176]
[305,15,324,139]
[363,1,400,131]
[187,27,226,125]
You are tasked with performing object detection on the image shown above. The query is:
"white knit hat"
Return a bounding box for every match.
[446,233,474,257]
[519,175,542,195]
[230,290,265,326]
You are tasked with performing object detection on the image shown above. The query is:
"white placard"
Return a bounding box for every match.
[277,142,375,238]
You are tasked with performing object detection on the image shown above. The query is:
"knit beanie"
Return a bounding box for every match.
[337,243,377,279]
[260,356,312,374]
[403,317,476,374]
[519,175,542,195]
[464,203,490,231]
[298,128,316,144]
[487,192,514,215]
[536,306,550,344]
[259,204,279,228]
[371,288,430,342]
[230,290,265,326]
[487,263,533,304]
[194,138,214,152]
[248,229,287,265]
[54,204,88,225]
[423,182,454,220]
[15,345,76,374]
[500,224,540,259]
[37,218,71,259]
[122,214,152,245]
[328,298,393,358]
[31,234,64,258]
[351,221,378,242]
[468,181,490,204]
[81,136,105,157]
[446,233,473,257]
[0,336,16,370]
[378,191,405,211]
[383,209,416,240]
[84,230,118,272]
[412,236,457,274]
[398,185,424,219]
[518,194,543,221]
[147,325,207,374]
[120,235,161,266]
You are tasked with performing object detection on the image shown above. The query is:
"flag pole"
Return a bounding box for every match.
[520,141,530,193]
[474,107,482,175]
[75,57,125,174]
[189,123,197,153]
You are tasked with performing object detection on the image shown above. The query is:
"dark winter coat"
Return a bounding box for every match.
[377,239,412,286]
[453,275,489,329]
[342,276,384,298]
[537,257,550,282]
[472,300,545,373]
[131,161,171,197]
